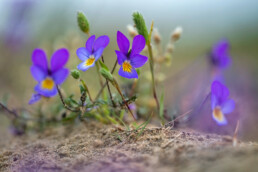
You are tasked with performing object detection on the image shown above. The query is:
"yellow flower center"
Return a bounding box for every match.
[122,61,132,73]
[85,56,95,66]
[41,77,55,90]
[213,106,224,122]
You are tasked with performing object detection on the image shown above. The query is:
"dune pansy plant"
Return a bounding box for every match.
[76,35,109,71]
[29,48,69,104]
[210,39,231,69]
[115,31,148,79]
[211,80,235,125]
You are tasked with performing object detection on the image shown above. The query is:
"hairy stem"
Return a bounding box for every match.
[80,79,93,102]
[95,62,104,88]
[114,81,136,120]
[0,102,18,118]
[101,56,116,107]
[147,41,160,114]
[56,85,80,112]
[94,59,118,101]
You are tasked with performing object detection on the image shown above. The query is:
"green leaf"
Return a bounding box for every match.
[1,93,10,106]
[79,85,86,94]
[136,68,141,76]
[159,90,165,125]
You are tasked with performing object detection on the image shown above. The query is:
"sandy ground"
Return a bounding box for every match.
[1,122,258,172]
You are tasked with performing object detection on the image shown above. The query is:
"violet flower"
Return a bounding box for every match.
[115,31,148,79]
[77,35,109,71]
[211,80,235,125]
[210,39,231,69]
[29,48,69,104]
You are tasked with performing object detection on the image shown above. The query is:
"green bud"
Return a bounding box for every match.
[77,11,90,34]
[99,68,114,83]
[71,69,80,79]
[136,68,141,76]
[99,60,109,71]
[132,12,149,43]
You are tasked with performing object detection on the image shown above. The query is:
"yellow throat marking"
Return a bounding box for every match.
[213,106,224,122]
[41,77,55,90]
[122,61,132,73]
[85,56,95,66]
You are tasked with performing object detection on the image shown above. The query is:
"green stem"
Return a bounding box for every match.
[80,79,93,102]
[95,62,104,88]
[56,85,80,112]
[94,59,118,102]
[147,40,160,114]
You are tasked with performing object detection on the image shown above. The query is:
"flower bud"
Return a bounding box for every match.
[171,26,183,41]
[127,25,138,38]
[132,12,149,43]
[100,68,114,83]
[77,11,90,34]
[71,69,80,79]
[166,44,175,54]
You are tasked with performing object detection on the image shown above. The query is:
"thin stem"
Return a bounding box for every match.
[233,120,240,147]
[101,55,116,107]
[0,102,18,118]
[147,42,160,114]
[95,62,104,87]
[56,85,80,112]
[114,81,136,120]
[146,21,160,115]
[80,79,93,102]
[165,92,211,128]
[94,59,118,101]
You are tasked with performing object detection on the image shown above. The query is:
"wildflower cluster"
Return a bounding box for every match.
[0,11,237,136]
[208,39,235,125]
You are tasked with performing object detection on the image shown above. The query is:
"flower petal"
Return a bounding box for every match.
[52,68,69,85]
[76,47,91,61]
[115,50,127,65]
[221,82,229,99]
[28,93,41,105]
[130,35,146,56]
[221,99,235,114]
[130,54,148,68]
[32,49,48,72]
[93,35,109,51]
[51,48,69,73]
[118,66,138,79]
[211,80,222,97]
[30,65,46,82]
[211,94,218,110]
[77,61,95,72]
[34,83,57,97]
[212,111,227,125]
[93,48,104,60]
[85,35,95,53]
[117,31,130,54]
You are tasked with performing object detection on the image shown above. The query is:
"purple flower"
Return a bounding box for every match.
[211,80,235,125]
[210,39,231,69]
[29,48,69,104]
[77,35,109,71]
[115,31,148,79]
[28,93,41,105]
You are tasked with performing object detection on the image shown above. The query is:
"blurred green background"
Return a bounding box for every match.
[0,0,258,140]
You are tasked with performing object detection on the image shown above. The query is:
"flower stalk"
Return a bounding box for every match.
[146,21,160,114]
